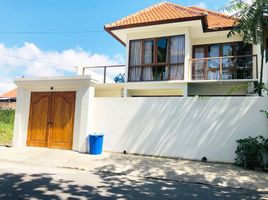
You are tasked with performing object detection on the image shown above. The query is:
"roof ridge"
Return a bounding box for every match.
[105,1,236,34]
[188,6,236,20]
[165,2,204,16]
[105,1,203,27]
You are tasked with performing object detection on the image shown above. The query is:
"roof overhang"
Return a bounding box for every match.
[14,76,98,91]
[105,17,233,46]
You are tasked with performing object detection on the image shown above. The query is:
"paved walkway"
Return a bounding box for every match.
[0,147,267,192]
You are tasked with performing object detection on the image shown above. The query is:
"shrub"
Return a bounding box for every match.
[260,110,268,119]
[235,136,265,169]
[263,138,268,153]
[0,109,15,145]
[0,109,15,124]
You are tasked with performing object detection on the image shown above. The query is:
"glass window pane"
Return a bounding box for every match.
[129,67,141,81]
[222,70,233,80]
[222,44,234,69]
[142,67,154,81]
[170,35,185,64]
[193,46,206,80]
[153,66,168,81]
[208,70,220,80]
[157,38,168,63]
[129,40,142,66]
[222,44,234,56]
[208,44,220,57]
[194,47,205,58]
[143,40,154,64]
[170,64,184,80]
[235,42,253,79]
[235,42,252,55]
[208,45,220,69]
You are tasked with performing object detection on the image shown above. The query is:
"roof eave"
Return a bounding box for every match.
[105,16,203,31]
[204,26,234,32]
[104,15,234,45]
[104,26,126,46]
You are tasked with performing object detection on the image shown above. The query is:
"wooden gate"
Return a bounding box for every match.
[27,92,76,150]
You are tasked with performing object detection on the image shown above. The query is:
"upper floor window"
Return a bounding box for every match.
[193,42,252,59]
[128,35,185,82]
[192,42,253,80]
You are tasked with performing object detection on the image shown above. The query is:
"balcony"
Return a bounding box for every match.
[80,55,258,84]
[81,65,125,83]
[189,55,258,81]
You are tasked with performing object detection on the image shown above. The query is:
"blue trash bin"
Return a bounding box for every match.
[89,133,103,155]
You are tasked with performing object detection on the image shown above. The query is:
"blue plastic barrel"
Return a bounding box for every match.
[89,134,103,155]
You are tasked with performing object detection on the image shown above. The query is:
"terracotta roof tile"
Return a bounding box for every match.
[105,1,236,30]
[0,88,17,99]
[188,6,236,29]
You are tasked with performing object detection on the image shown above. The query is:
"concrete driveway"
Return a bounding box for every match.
[0,147,268,193]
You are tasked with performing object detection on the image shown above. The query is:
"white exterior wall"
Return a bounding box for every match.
[13,76,268,163]
[13,76,95,152]
[93,97,268,163]
[73,86,95,152]
[12,87,31,148]
[191,35,242,45]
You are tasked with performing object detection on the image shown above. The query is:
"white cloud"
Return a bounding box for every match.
[196,2,207,9]
[0,42,124,94]
[0,78,15,94]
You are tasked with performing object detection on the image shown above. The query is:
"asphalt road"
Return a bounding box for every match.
[0,161,267,200]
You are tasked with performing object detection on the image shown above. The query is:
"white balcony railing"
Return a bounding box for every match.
[82,65,125,83]
[189,55,258,81]
[81,55,258,83]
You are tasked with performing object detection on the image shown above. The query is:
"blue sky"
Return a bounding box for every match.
[0,0,227,93]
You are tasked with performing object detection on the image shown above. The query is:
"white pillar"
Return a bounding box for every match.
[72,86,95,152]
[184,28,192,82]
[123,87,128,97]
[125,39,130,83]
[12,87,31,147]
[183,83,188,97]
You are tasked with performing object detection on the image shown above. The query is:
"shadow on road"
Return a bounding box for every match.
[98,153,268,191]
[0,171,267,200]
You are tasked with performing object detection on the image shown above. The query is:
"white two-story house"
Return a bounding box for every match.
[12,2,268,162]
[80,1,264,97]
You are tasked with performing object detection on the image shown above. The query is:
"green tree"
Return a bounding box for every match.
[224,0,268,96]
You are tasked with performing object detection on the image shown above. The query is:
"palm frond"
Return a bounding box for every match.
[225,0,266,45]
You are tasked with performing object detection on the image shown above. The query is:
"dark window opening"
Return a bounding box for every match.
[157,38,168,63]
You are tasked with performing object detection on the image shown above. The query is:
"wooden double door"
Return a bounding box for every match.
[27,92,76,150]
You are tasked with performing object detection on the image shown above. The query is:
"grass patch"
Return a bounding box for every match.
[0,109,15,145]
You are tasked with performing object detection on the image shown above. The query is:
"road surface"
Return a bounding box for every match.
[0,160,267,200]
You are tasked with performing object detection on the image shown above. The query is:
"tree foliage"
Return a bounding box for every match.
[223,0,268,96]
